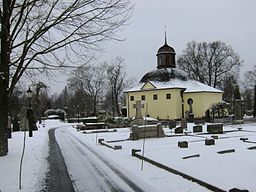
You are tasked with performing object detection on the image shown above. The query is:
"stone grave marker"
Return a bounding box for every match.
[205,138,215,146]
[181,118,187,129]
[132,100,144,126]
[168,120,176,129]
[207,123,223,134]
[193,125,202,133]
[175,127,183,134]
[178,141,188,148]
[130,123,165,140]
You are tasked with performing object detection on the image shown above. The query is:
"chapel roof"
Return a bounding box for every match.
[140,68,188,83]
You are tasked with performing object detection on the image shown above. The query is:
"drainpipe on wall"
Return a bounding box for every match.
[126,93,129,118]
[180,89,185,119]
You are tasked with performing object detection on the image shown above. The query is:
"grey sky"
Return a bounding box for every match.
[50,0,256,93]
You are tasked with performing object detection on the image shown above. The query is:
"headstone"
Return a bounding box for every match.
[193,125,202,133]
[187,98,194,122]
[207,123,223,134]
[132,100,144,126]
[205,109,211,122]
[181,118,187,129]
[12,116,20,132]
[211,135,218,139]
[168,120,176,129]
[130,124,165,140]
[205,138,215,146]
[178,141,188,148]
[175,127,183,134]
[114,145,122,150]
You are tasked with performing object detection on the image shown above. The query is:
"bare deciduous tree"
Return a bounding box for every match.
[177,41,242,89]
[68,65,105,115]
[0,0,133,155]
[104,57,131,116]
[242,65,256,115]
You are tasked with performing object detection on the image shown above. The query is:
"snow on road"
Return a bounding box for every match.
[56,127,155,192]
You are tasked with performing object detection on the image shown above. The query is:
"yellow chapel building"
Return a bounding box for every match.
[125,38,223,120]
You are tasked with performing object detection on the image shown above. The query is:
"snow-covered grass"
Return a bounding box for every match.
[1,120,256,191]
[0,120,67,192]
[74,123,256,191]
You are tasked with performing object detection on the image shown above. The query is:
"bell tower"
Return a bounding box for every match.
[156,32,176,69]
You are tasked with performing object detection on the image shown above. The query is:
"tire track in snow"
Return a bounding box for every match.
[59,128,146,192]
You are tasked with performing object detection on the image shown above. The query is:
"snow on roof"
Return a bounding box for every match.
[125,79,222,93]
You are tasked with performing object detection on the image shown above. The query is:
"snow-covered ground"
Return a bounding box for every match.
[1,120,256,191]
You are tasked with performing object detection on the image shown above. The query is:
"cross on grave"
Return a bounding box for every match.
[133,100,144,119]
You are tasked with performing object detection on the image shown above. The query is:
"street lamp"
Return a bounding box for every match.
[26,87,33,137]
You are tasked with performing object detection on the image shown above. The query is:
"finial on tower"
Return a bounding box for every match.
[164,26,167,45]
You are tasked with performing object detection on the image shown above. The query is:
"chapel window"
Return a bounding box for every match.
[141,95,145,100]
[153,94,158,100]
[130,96,134,101]
[166,93,171,99]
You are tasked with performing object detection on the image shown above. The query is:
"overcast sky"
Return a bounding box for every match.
[49,0,256,93]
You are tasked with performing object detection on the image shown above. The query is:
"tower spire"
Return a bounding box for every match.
[164,26,167,44]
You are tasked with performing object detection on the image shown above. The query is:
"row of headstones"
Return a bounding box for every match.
[174,123,223,134]
[178,138,215,148]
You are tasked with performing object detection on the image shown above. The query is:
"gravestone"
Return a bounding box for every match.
[178,141,188,148]
[168,120,176,129]
[207,123,223,134]
[114,145,122,150]
[193,125,202,133]
[181,118,187,129]
[132,100,144,126]
[175,127,183,134]
[187,98,194,122]
[211,135,218,139]
[205,109,211,122]
[205,138,215,145]
[130,123,165,140]
[13,116,20,132]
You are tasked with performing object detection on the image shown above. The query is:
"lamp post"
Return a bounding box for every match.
[77,105,80,124]
[26,87,33,137]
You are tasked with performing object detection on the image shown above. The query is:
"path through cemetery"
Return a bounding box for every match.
[44,126,150,192]
[43,128,75,192]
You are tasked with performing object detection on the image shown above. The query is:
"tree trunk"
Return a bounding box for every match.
[0,0,11,156]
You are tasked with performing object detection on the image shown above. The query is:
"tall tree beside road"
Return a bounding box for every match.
[177,41,242,89]
[0,0,133,156]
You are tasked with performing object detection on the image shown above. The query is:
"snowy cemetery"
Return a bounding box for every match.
[1,114,256,192]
